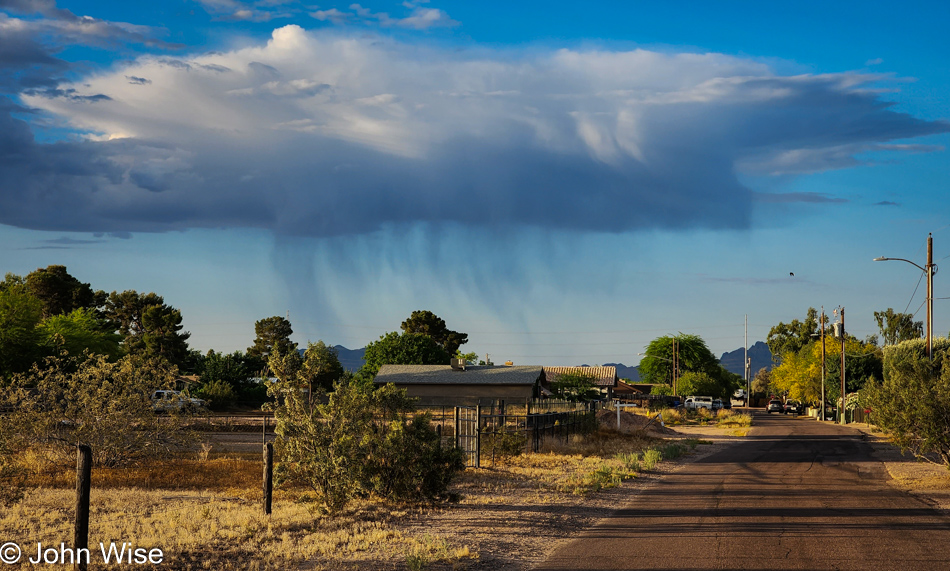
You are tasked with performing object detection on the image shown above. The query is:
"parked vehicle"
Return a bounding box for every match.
[766,399,784,414]
[151,390,206,412]
[784,400,804,415]
[721,398,732,410]
[712,398,723,411]
[684,396,714,410]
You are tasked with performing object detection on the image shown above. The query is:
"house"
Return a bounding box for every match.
[374,364,544,406]
[542,366,618,399]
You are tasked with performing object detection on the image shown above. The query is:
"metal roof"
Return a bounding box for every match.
[375,365,543,386]
[543,366,618,387]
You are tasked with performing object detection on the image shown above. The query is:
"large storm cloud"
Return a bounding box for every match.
[1,24,947,237]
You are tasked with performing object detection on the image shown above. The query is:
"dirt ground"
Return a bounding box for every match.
[391,417,950,571]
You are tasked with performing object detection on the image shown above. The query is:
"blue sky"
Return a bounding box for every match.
[2,0,949,366]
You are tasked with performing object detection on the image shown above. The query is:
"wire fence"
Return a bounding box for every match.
[422,399,604,468]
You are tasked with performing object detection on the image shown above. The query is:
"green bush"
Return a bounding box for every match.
[642,449,663,470]
[196,379,237,411]
[268,374,465,513]
[866,339,950,466]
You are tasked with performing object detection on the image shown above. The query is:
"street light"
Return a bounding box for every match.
[874,233,937,360]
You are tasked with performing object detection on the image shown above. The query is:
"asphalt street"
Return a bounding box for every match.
[535,411,950,570]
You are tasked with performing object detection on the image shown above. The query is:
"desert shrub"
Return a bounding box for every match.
[482,430,527,465]
[196,378,237,410]
[642,449,663,470]
[2,353,196,467]
[268,374,464,513]
[865,341,950,466]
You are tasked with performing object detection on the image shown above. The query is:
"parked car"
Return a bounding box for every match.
[684,396,714,410]
[784,400,804,415]
[151,390,206,412]
[712,398,723,411]
[766,399,784,414]
[721,398,732,410]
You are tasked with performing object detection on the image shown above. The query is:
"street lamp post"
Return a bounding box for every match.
[874,233,937,360]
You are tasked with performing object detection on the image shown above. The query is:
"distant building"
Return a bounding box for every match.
[374,364,544,406]
[542,366,618,399]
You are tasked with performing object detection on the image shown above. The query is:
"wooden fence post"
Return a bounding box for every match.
[263,442,273,515]
[75,444,92,571]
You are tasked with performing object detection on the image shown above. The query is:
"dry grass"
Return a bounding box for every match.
[2,428,700,570]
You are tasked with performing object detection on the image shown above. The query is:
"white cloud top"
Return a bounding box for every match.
[5,25,947,237]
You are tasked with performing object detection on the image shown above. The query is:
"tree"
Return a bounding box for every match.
[751,368,772,398]
[40,308,122,359]
[359,331,450,378]
[767,308,819,363]
[676,371,723,399]
[400,310,468,355]
[2,353,195,467]
[864,338,950,466]
[103,290,191,366]
[248,316,297,362]
[770,337,882,405]
[639,333,720,385]
[300,341,346,394]
[24,265,104,318]
[874,308,923,346]
[0,287,44,379]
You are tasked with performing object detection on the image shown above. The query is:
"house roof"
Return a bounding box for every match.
[375,365,543,386]
[543,366,618,387]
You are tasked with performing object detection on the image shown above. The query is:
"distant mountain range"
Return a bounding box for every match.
[334,345,366,372]
[330,342,773,379]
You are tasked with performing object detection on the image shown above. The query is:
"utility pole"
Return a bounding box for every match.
[744,315,749,407]
[839,307,846,425]
[928,233,934,361]
[671,336,678,397]
[820,307,826,422]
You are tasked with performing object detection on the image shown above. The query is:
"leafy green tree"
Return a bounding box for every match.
[400,310,468,355]
[676,371,722,398]
[359,331,450,378]
[770,337,882,405]
[751,367,771,398]
[864,338,950,466]
[104,290,191,366]
[456,351,479,365]
[639,333,720,385]
[24,265,104,318]
[767,308,820,363]
[248,316,297,363]
[300,341,346,394]
[0,287,45,379]
[874,308,923,346]
[40,308,122,359]
[550,371,600,401]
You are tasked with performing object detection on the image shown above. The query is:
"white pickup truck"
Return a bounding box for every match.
[684,396,714,410]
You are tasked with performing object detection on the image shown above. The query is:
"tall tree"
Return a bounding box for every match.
[24,265,104,318]
[874,308,923,346]
[766,308,820,363]
[400,310,468,355]
[359,331,450,378]
[300,341,346,394]
[103,290,191,366]
[40,308,122,359]
[0,287,44,379]
[639,333,720,385]
[248,316,297,361]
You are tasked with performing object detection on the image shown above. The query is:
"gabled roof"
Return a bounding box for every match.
[543,366,618,387]
[375,365,543,386]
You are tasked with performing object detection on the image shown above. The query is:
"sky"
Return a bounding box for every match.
[2,0,949,367]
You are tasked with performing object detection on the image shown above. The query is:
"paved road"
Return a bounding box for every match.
[535,412,950,570]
